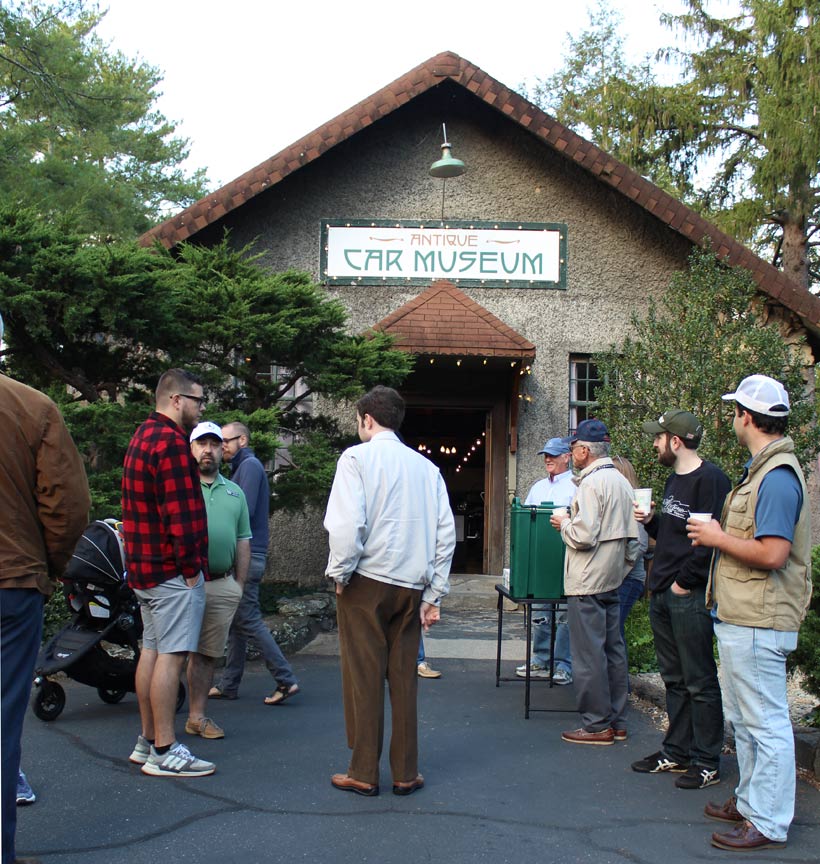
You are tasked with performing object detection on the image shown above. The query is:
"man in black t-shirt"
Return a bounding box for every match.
[631,409,731,790]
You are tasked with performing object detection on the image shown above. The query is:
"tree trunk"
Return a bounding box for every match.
[780,216,809,292]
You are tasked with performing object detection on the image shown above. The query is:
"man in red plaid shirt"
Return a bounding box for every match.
[122,368,215,777]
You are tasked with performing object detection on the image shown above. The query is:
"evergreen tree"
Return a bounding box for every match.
[534,0,820,291]
[593,248,816,498]
[0,1,207,236]
[0,208,412,513]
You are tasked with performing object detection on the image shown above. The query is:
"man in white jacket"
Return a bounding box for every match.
[324,386,455,798]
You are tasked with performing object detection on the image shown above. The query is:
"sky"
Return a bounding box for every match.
[93,0,719,191]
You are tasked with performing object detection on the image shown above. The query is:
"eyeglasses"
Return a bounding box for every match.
[222,435,242,445]
[175,393,206,407]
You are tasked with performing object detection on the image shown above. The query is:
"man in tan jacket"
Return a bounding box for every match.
[0,312,91,864]
[550,419,639,747]
[689,375,810,852]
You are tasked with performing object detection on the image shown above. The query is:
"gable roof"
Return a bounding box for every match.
[141,51,820,333]
[372,280,535,359]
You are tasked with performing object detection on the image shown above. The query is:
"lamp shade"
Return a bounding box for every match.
[430,143,466,178]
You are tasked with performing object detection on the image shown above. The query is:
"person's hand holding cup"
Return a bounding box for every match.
[634,488,653,523]
[686,511,718,547]
[550,507,568,530]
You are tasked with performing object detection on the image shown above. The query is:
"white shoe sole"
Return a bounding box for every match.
[141,762,215,777]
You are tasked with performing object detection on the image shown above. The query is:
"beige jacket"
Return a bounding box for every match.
[0,374,91,595]
[560,457,640,596]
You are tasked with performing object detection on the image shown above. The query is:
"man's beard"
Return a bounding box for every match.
[657,443,675,468]
[198,458,220,478]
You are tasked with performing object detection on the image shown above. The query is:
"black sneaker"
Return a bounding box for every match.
[631,751,689,774]
[675,765,720,789]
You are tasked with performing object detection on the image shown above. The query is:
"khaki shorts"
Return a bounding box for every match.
[197,576,243,658]
[135,574,205,654]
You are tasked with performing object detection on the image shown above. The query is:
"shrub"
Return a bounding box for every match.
[788,545,820,719]
[624,597,658,673]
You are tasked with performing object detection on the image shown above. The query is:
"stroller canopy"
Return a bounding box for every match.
[63,519,126,586]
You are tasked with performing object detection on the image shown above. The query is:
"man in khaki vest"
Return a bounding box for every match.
[688,375,811,853]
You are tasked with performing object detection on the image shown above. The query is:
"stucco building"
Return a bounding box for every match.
[144,52,820,585]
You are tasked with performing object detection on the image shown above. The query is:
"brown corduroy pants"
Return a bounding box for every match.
[336,573,422,785]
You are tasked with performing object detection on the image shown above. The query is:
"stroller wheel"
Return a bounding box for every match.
[176,681,186,713]
[97,687,127,704]
[32,680,66,721]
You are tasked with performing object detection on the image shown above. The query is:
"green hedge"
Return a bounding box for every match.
[624,597,658,673]
[787,545,820,720]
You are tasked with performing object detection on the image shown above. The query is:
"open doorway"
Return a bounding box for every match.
[401,406,488,573]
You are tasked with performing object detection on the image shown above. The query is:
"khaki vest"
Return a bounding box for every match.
[707,437,811,630]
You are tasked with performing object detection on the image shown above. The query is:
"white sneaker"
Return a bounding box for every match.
[129,734,151,765]
[417,661,442,679]
[141,741,215,777]
[515,662,550,679]
[552,669,573,685]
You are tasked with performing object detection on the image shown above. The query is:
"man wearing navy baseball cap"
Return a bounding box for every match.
[549,419,639,746]
[517,437,576,684]
[688,375,810,851]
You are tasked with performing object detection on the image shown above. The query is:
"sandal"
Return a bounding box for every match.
[264,683,300,706]
[208,686,237,700]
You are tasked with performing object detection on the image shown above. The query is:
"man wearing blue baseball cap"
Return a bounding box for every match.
[550,419,639,745]
[688,375,810,852]
[517,437,575,684]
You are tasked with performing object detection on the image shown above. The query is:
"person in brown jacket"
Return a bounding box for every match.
[0,312,91,864]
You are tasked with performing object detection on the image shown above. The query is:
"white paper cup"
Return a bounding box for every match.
[634,488,652,511]
[552,507,568,521]
[689,512,712,523]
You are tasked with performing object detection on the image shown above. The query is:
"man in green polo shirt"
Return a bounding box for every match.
[186,421,251,740]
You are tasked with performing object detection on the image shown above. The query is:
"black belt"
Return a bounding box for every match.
[210,570,233,579]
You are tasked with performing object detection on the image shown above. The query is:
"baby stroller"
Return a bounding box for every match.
[31,519,185,721]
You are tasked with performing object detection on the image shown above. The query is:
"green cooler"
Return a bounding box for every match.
[509,497,566,599]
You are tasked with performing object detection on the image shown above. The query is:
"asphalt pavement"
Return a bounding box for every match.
[16,609,820,864]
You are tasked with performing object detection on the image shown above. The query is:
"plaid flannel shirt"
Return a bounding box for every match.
[121,411,208,590]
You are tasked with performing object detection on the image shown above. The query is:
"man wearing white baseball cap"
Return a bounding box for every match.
[687,374,811,852]
[186,421,251,740]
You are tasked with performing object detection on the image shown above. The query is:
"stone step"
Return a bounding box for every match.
[443,572,504,611]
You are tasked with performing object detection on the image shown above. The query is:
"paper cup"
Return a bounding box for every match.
[552,507,568,521]
[689,512,712,523]
[634,488,652,511]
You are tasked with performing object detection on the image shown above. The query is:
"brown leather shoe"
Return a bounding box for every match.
[330,773,379,797]
[393,774,425,796]
[561,727,615,745]
[704,796,743,824]
[711,821,786,851]
[611,728,627,741]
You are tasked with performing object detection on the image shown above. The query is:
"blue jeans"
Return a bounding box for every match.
[618,576,644,644]
[219,553,296,695]
[1,589,44,864]
[532,604,571,675]
[715,621,797,842]
[417,637,425,664]
[650,586,723,769]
